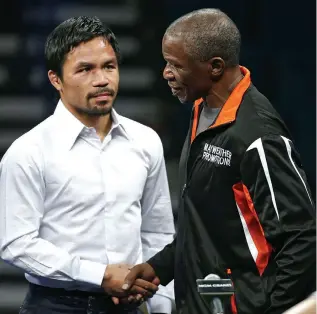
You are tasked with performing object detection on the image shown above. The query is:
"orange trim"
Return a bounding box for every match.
[210,66,250,129]
[227,268,238,314]
[231,295,238,314]
[190,98,203,143]
[232,182,272,276]
[190,66,251,143]
[228,268,238,314]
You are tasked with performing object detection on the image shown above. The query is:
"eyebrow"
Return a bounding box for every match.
[75,58,117,69]
[75,62,93,68]
[102,58,117,65]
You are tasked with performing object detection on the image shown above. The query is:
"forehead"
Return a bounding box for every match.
[65,36,116,65]
[162,35,189,62]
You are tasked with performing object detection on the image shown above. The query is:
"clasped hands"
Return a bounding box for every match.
[101,263,158,305]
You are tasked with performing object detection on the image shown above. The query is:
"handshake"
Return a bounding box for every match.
[101,262,158,305]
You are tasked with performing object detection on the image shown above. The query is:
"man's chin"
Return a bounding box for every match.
[178,96,189,104]
[175,92,191,104]
[90,109,112,116]
[87,106,112,116]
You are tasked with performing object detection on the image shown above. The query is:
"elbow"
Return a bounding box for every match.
[0,239,7,259]
[0,235,29,265]
[0,242,16,264]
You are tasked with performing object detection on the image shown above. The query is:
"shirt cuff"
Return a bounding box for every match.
[149,294,172,313]
[76,260,107,286]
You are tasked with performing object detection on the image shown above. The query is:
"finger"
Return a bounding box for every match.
[152,276,160,286]
[111,297,120,305]
[136,294,143,301]
[129,285,154,298]
[129,285,148,295]
[135,279,159,292]
[128,294,144,304]
[122,267,141,290]
[117,297,131,305]
[135,294,144,304]
[145,292,154,299]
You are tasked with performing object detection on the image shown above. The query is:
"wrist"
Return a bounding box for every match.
[101,265,111,287]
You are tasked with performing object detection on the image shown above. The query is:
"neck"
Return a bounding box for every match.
[205,66,243,108]
[83,114,112,142]
[63,101,112,141]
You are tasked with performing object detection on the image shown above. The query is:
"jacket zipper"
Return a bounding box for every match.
[182,100,234,200]
[181,104,199,199]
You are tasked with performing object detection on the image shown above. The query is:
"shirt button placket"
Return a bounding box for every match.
[100,143,109,264]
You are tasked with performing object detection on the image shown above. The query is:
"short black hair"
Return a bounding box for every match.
[45,16,121,77]
[166,8,241,67]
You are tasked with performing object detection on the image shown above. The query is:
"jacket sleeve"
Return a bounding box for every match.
[240,134,316,314]
[147,237,176,286]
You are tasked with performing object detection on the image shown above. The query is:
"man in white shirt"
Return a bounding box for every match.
[0,16,175,314]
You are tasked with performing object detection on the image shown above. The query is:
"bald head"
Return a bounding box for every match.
[165,8,241,67]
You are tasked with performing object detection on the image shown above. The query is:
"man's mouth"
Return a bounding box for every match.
[93,93,113,101]
[168,83,181,89]
[168,84,182,95]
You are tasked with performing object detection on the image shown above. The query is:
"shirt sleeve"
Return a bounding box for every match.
[140,130,175,307]
[148,294,173,313]
[0,143,107,286]
[239,134,316,314]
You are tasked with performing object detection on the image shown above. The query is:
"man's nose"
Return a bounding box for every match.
[92,69,109,87]
[163,64,175,81]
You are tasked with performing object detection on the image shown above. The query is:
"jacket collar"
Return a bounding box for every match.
[191,66,251,143]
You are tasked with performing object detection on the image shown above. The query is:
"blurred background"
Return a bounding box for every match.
[0,0,315,313]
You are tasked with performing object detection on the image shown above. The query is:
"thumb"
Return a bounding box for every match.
[104,271,112,281]
[122,266,140,290]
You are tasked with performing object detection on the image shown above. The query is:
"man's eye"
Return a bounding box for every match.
[79,67,90,73]
[167,63,180,70]
[105,64,115,69]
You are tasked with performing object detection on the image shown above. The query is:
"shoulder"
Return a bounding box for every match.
[118,115,165,168]
[119,115,163,151]
[1,116,54,167]
[232,84,292,149]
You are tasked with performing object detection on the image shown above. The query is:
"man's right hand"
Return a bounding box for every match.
[122,263,159,291]
[102,264,158,298]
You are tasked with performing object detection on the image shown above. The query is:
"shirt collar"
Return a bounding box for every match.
[53,100,131,150]
[111,107,131,141]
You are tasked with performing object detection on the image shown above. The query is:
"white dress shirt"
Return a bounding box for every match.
[0,101,175,312]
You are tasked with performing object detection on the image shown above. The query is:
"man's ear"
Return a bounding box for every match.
[207,57,225,80]
[48,70,62,92]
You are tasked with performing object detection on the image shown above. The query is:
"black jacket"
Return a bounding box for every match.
[148,67,316,314]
